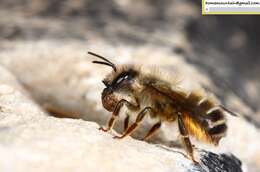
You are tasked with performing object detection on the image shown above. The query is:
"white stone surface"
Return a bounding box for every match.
[0,65,196,172]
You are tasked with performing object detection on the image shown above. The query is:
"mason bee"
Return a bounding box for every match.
[88,51,236,163]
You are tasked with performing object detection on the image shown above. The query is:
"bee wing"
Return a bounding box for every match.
[149,80,187,102]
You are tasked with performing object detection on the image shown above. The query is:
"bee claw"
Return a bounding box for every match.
[99,126,109,132]
[192,159,199,164]
[189,155,199,164]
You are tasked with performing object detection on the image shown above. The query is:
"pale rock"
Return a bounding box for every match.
[0,64,242,172]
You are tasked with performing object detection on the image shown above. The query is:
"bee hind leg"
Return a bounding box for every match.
[141,121,161,141]
[113,107,152,139]
[177,114,198,163]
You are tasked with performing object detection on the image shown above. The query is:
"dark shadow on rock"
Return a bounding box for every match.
[192,150,242,172]
[156,145,242,172]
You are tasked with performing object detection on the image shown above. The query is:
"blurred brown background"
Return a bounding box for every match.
[0,0,259,124]
[0,1,260,171]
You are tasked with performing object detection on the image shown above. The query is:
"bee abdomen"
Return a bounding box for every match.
[186,92,227,144]
[207,109,224,122]
[206,109,227,144]
[187,92,217,113]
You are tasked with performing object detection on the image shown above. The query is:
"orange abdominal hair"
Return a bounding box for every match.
[182,112,213,143]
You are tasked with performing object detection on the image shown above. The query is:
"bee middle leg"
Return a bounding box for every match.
[177,114,197,163]
[141,121,161,141]
[123,114,130,132]
[113,107,152,139]
[99,99,134,132]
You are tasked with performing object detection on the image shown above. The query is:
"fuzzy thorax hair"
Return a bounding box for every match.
[103,64,183,90]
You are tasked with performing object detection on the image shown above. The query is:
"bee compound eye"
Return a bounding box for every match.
[116,74,130,84]
[116,77,124,84]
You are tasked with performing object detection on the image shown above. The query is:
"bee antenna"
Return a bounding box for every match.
[92,61,117,72]
[88,51,117,72]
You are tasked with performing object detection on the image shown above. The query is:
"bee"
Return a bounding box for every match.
[88,51,236,163]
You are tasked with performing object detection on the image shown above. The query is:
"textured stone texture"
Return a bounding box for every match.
[0,65,243,172]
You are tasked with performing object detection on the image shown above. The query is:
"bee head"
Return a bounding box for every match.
[88,52,139,112]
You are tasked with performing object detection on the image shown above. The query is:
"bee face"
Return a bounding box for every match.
[88,51,139,112]
[101,69,138,112]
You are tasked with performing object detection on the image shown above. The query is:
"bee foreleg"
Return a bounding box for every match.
[99,99,136,132]
[141,121,161,141]
[113,107,152,139]
[177,114,197,163]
